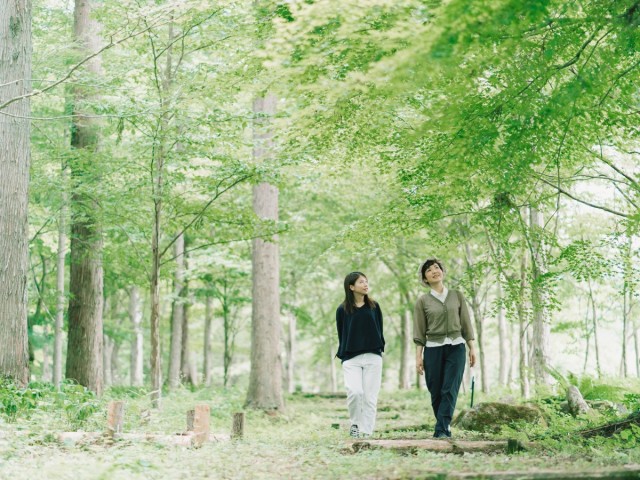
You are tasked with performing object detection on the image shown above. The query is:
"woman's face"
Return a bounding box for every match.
[350,275,369,295]
[424,263,444,284]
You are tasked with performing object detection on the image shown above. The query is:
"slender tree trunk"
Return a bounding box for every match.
[42,326,51,382]
[246,94,283,410]
[518,246,530,399]
[203,295,213,386]
[529,207,550,386]
[66,0,104,395]
[103,335,113,387]
[287,312,297,393]
[54,165,68,388]
[168,233,185,389]
[129,286,143,386]
[464,242,487,393]
[586,278,602,377]
[634,317,639,378]
[223,280,231,388]
[621,234,632,377]
[399,300,412,390]
[582,291,592,374]
[497,281,509,386]
[181,282,193,384]
[329,327,337,393]
[0,0,31,386]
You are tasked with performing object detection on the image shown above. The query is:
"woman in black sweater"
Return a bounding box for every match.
[336,271,385,438]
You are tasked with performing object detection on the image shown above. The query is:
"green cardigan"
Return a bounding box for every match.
[413,289,475,346]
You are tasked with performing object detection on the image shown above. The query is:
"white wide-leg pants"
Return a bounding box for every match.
[342,353,383,435]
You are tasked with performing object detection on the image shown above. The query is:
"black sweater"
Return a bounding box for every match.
[336,302,385,362]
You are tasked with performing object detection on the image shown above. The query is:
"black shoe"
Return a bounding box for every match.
[433,432,448,439]
[349,425,359,438]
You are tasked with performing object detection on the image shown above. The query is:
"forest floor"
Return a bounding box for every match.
[0,385,639,479]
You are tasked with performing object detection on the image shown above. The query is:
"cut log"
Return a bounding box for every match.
[232,412,245,439]
[191,404,210,447]
[106,401,125,435]
[349,438,526,455]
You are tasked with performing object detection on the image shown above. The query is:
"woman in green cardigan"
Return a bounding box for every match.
[414,258,476,439]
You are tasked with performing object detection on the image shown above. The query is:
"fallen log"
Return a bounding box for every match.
[579,412,640,438]
[348,438,528,455]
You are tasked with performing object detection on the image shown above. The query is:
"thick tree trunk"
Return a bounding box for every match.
[54,165,68,388]
[168,233,185,389]
[129,286,143,386]
[203,295,213,386]
[66,0,104,396]
[0,0,31,386]
[529,207,550,385]
[246,94,283,411]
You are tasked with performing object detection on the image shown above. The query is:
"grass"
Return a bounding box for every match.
[0,384,639,479]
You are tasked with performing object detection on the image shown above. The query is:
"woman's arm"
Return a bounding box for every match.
[416,345,425,375]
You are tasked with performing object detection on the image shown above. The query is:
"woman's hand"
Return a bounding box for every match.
[468,345,477,367]
[416,345,425,375]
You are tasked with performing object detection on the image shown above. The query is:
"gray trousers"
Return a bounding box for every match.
[342,353,383,435]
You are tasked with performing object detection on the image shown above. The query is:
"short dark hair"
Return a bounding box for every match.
[421,258,445,281]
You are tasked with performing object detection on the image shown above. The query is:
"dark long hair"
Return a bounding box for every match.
[343,271,376,313]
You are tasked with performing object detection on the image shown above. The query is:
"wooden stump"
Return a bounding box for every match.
[106,401,125,435]
[186,409,195,431]
[232,412,245,439]
[191,404,210,447]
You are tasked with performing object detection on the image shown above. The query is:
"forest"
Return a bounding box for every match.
[1,0,640,478]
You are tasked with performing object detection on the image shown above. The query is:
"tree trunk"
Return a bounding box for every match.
[0,0,31,386]
[246,94,283,411]
[329,327,337,393]
[621,234,632,377]
[518,245,530,399]
[168,233,185,389]
[203,295,213,386]
[129,286,143,386]
[103,334,113,387]
[287,312,297,393]
[586,278,602,377]
[66,0,104,396]
[529,207,550,385]
[54,164,68,388]
[181,284,194,384]
[497,281,509,386]
[399,302,412,390]
[464,241,487,393]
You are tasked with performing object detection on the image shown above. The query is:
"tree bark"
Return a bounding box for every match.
[497,281,509,386]
[246,94,283,411]
[287,311,297,393]
[65,0,104,396]
[129,286,143,386]
[0,0,31,386]
[399,304,412,389]
[168,233,185,389]
[528,207,550,385]
[586,278,602,377]
[54,164,68,388]
[203,295,213,386]
[518,244,530,399]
